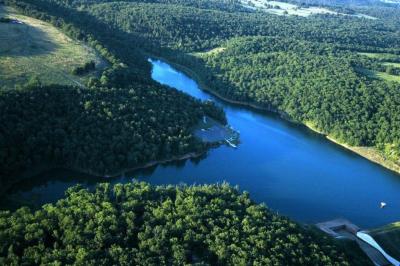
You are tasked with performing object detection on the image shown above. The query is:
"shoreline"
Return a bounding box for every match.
[2,151,207,196]
[150,55,400,175]
[326,136,400,174]
[79,151,207,178]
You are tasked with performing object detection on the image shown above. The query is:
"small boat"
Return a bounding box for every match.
[380,202,387,209]
[226,139,237,148]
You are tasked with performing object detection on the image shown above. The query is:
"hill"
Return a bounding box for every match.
[0,5,105,88]
[0,1,227,193]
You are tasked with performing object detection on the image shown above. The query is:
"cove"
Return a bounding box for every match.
[3,59,400,228]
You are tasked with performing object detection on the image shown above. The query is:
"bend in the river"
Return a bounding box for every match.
[2,59,400,229]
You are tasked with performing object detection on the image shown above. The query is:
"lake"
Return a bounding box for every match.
[3,59,400,228]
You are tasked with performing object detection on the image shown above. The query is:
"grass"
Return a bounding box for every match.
[363,69,400,83]
[240,0,338,17]
[383,62,400,68]
[369,222,400,260]
[193,47,226,57]
[375,71,400,83]
[358,52,400,61]
[356,66,400,83]
[0,5,106,88]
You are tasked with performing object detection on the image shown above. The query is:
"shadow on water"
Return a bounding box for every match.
[0,152,211,211]
[6,168,100,194]
[0,168,101,210]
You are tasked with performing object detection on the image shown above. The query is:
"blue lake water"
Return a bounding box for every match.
[4,59,400,228]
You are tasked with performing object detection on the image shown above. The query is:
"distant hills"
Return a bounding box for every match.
[284,0,400,6]
[379,0,400,4]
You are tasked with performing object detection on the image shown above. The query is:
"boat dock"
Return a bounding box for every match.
[225,137,237,148]
[194,116,239,147]
[316,218,360,237]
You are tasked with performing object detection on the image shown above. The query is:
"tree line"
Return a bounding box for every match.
[0,182,371,265]
[0,82,226,192]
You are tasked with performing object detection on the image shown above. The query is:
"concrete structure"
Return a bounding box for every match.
[357,232,400,266]
[316,218,360,238]
[316,219,393,266]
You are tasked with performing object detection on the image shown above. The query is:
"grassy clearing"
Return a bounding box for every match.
[358,52,400,61]
[240,0,338,17]
[383,62,400,68]
[376,71,400,83]
[358,52,385,59]
[369,222,400,260]
[0,5,106,88]
[356,52,400,83]
[356,67,400,83]
[193,47,226,57]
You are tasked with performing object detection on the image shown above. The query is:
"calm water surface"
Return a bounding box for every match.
[4,59,400,228]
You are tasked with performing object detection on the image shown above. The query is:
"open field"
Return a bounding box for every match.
[375,71,400,83]
[241,0,338,16]
[358,52,400,62]
[383,62,400,68]
[369,222,400,260]
[193,47,226,57]
[240,0,376,18]
[357,67,400,83]
[0,6,106,88]
[357,53,400,83]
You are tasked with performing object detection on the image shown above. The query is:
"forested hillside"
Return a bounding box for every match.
[182,37,400,162]
[0,83,224,193]
[45,0,245,11]
[0,182,370,265]
[0,0,227,191]
[86,1,400,52]
[8,0,400,52]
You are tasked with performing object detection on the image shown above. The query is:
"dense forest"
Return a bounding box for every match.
[0,83,225,193]
[46,0,246,12]
[0,182,370,265]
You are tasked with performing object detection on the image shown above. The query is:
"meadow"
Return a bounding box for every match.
[0,6,105,88]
